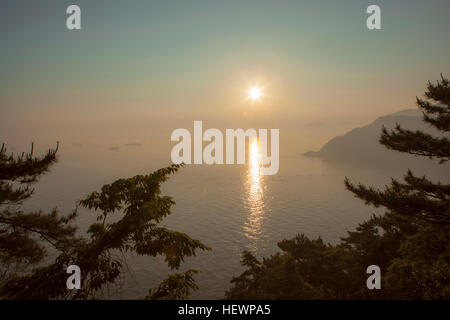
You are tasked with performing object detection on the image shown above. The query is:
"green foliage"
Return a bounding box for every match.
[0,149,210,299]
[386,225,450,299]
[226,236,364,299]
[344,170,449,225]
[146,270,200,300]
[226,75,450,300]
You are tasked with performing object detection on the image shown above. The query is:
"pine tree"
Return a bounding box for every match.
[0,142,78,279]
[344,74,450,298]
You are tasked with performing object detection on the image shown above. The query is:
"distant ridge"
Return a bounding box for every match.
[303,109,435,163]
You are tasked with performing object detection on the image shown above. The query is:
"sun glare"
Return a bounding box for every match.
[247,86,263,102]
[249,138,262,177]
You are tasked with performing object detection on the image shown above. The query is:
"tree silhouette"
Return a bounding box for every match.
[0,148,210,299]
[0,142,78,278]
[344,74,449,298]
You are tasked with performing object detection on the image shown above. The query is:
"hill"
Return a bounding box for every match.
[303,109,443,166]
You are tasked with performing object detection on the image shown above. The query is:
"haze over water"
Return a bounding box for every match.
[2,0,450,299]
[15,137,445,299]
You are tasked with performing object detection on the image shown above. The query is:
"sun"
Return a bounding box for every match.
[247,86,263,102]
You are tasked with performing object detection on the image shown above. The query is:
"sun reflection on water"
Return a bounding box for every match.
[243,138,265,252]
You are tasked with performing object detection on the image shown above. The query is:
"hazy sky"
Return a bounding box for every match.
[1,0,450,150]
